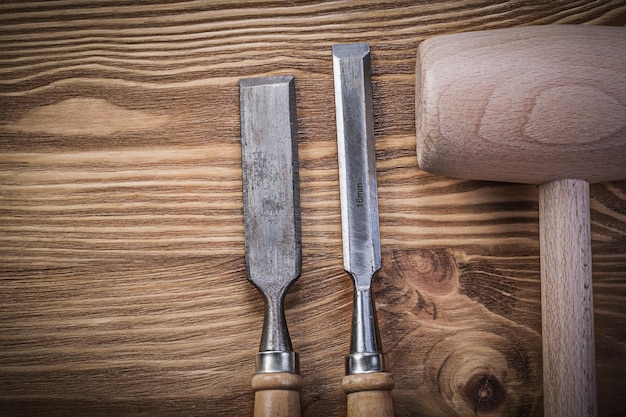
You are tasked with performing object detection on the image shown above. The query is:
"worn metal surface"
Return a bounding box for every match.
[240,75,301,373]
[332,44,385,375]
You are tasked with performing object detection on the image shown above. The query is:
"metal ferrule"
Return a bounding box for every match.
[346,352,386,375]
[256,351,299,374]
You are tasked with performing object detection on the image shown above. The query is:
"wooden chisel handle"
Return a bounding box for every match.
[343,372,395,417]
[252,373,302,417]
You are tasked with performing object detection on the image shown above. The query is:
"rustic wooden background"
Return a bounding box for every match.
[1,1,625,416]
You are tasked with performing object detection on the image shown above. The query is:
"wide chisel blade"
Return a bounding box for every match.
[240,75,302,417]
[333,43,394,417]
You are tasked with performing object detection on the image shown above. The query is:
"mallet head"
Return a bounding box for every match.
[416,25,626,185]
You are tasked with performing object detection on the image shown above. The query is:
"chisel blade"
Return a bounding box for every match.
[333,43,385,375]
[332,43,382,287]
[240,75,301,373]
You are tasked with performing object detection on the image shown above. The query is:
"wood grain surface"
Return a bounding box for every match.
[1,1,625,416]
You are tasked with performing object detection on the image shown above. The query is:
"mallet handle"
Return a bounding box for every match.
[539,179,596,417]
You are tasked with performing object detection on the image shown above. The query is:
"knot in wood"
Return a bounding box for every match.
[463,373,506,413]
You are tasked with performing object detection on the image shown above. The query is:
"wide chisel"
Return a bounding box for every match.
[332,43,395,417]
[239,75,302,417]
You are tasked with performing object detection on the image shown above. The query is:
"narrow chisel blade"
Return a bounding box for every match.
[333,43,386,376]
[332,43,382,287]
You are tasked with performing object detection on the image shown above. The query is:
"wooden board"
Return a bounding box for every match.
[1,2,625,416]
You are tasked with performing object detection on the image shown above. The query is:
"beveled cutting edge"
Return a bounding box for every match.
[332,43,386,375]
[240,75,301,375]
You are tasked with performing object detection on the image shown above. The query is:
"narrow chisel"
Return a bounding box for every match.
[332,43,395,417]
[239,75,302,417]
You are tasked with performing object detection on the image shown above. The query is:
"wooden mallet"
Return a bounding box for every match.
[415,25,626,417]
